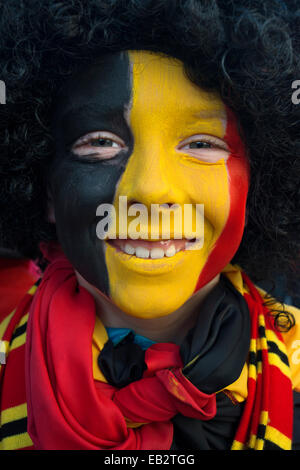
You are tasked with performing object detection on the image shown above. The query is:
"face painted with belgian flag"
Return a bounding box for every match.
[50,51,249,318]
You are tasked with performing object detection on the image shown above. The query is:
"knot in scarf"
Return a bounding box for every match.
[25,254,250,450]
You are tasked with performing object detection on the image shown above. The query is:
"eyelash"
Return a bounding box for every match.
[72,134,123,149]
[179,135,228,151]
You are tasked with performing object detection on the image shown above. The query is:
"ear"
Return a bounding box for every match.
[47,187,56,224]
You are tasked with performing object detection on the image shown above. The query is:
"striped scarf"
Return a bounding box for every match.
[231,273,293,450]
[0,269,293,450]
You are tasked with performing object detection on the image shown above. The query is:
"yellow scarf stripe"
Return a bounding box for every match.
[0,310,15,340]
[9,332,27,352]
[0,432,33,450]
[15,313,29,329]
[0,285,38,450]
[258,314,269,351]
[248,318,291,382]
[265,329,291,380]
[0,339,9,355]
[260,410,269,427]
[248,434,264,450]
[0,340,9,374]
[248,361,262,380]
[255,411,269,449]
[9,313,29,352]
[0,313,30,361]
[232,298,293,450]
[1,403,28,425]
[231,410,291,451]
[268,353,291,379]
[264,426,292,450]
[27,285,38,296]
[231,440,246,450]
[0,284,37,354]
[266,329,289,356]
[0,403,32,450]
[241,410,268,450]
[248,338,261,380]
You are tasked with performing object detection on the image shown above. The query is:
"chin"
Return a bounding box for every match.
[110,285,192,319]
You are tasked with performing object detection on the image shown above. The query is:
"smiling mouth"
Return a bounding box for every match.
[107,238,196,259]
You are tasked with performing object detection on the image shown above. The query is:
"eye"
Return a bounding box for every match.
[72,131,126,159]
[91,138,119,148]
[188,141,213,149]
[178,135,229,163]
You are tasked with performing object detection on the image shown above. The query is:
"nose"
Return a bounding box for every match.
[115,141,185,208]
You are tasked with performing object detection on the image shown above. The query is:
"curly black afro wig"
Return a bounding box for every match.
[0,0,300,300]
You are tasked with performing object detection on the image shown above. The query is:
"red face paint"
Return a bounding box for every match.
[194,107,250,291]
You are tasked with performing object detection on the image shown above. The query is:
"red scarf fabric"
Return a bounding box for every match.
[0,259,39,322]
[0,250,294,450]
[25,255,216,450]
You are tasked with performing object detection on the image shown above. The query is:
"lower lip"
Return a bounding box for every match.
[105,239,189,275]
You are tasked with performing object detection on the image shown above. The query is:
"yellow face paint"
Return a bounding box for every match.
[105,51,247,318]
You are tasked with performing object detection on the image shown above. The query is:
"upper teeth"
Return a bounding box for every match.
[124,243,179,259]
[124,243,135,255]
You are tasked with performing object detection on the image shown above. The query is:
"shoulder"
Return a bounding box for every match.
[249,283,300,392]
[0,281,38,380]
[280,303,300,392]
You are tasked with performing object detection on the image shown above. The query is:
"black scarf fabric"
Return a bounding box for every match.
[98,275,251,449]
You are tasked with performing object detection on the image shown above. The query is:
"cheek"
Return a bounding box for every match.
[186,163,230,243]
[52,175,105,243]
[50,159,127,230]
[194,114,249,290]
[49,160,128,295]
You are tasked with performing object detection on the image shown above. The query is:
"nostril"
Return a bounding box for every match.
[128,200,140,206]
[127,200,180,210]
[160,203,180,209]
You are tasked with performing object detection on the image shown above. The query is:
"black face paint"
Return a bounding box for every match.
[49,52,133,295]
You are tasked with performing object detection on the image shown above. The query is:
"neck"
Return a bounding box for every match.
[76,273,220,345]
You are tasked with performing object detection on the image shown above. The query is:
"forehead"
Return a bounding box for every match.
[53,50,226,139]
[128,50,226,139]
[128,50,225,118]
[53,52,131,126]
